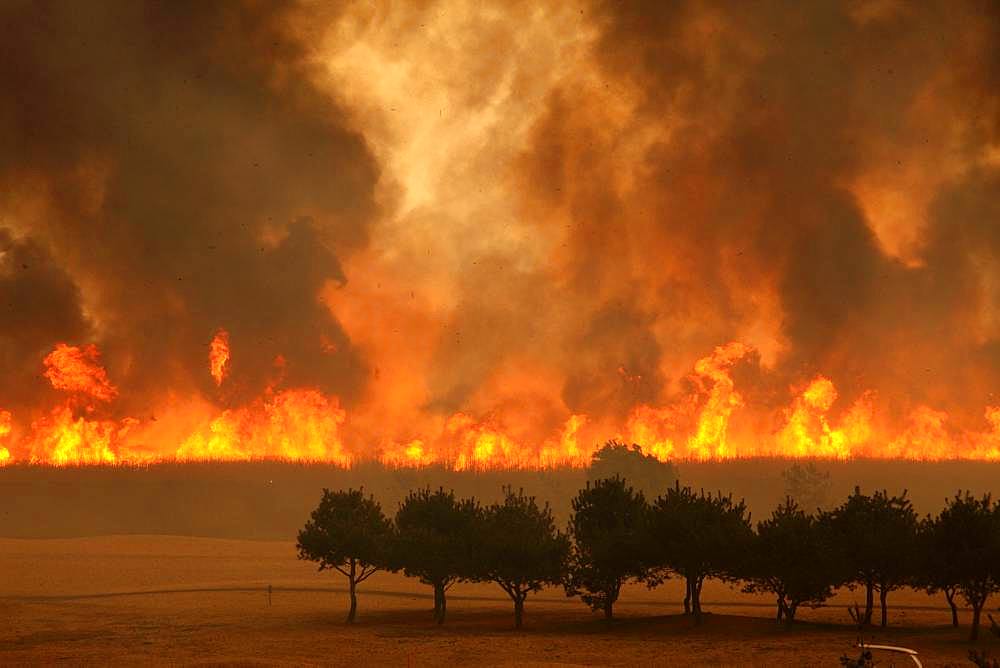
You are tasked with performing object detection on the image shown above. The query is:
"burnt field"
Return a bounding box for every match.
[3,458,999,539]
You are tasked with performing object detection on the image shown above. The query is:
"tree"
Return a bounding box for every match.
[820,487,919,627]
[742,497,837,626]
[564,476,649,619]
[914,513,962,628]
[297,488,394,623]
[588,440,678,500]
[478,487,570,628]
[647,482,753,624]
[781,462,832,512]
[930,492,1000,641]
[393,487,481,624]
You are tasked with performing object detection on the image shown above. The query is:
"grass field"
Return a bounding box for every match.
[4,535,997,666]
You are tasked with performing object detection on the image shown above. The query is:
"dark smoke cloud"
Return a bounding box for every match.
[0,230,89,411]
[512,0,999,428]
[0,1,379,412]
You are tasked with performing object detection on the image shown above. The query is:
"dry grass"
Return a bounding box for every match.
[4,535,997,666]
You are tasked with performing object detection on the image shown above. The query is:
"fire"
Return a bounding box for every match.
[209,330,230,386]
[43,344,117,403]
[5,337,1000,467]
[381,440,438,468]
[776,378,874,459]
[624,343,751,460]
[28,406,130,465]
[686,342,751,459]
[177,388,349,464]
[0,410,11,465]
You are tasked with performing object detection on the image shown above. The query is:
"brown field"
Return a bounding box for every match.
[4,535,997,666]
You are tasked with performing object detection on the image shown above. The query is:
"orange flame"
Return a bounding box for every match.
[209,330,230,387]
[7,338,1000,467]
[776,377,874,458]
[177,388,349,465]
[43,344,118,402]
[28,406,134,465]
[625,342,751,460]
[0,410,11,465]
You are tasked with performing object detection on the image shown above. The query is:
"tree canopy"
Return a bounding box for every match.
[296,488,394,623]
[647,482,753,623]
[393,487,481,624]
[742,497,837,625]
[781,462,832,512]
[478,487,570,628]
[588,440,677,500]
[930,492,1000,641]
[564,476,650,619]
[821,487,918,627]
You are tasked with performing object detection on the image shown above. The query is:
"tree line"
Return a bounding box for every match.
[297,446,1000,641]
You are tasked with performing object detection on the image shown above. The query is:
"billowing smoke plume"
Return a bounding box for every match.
[0,0,998,464]
[0,1,377,413]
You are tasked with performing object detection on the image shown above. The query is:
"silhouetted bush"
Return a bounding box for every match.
[588,441,678,500]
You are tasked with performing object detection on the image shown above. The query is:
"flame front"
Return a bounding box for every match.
[4,338,1000,467]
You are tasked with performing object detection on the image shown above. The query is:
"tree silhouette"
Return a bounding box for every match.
[781,462,832,512]
[914,513,963,627]
[564,476,649,619]
[821,487,918,627]
[588,440,678,500]
[296,488,393,623]
[931,492,1000,641]
[393,487,480,624]
[478,487,570,628]
[742,497,837,626]
[647,482,753,624]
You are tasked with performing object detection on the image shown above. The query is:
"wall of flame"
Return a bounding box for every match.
[0,1,998,467]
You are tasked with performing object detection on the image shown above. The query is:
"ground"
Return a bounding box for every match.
[3,535,996,666]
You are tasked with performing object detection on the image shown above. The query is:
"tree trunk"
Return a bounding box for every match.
[603,595,614,620]
[440,588,447,624]
[863,580,874,626]
[945,588,959,628]
[784,602,797,628]
[347,559,358,624]
[433,582,446,625]
[776,597,784,623]
[683,578,691,615]
[879,587,888,627]
[514,595,525,629]
[971,599,983,642]
[692,577,704,625]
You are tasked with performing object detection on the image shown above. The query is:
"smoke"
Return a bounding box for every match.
[0,0,998,461]
[512,0,1000,431]
[0,0,378,416]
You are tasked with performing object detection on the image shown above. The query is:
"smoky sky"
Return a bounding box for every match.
[512,0,999,430]
[1,0,998,442]
[0,0,378,414]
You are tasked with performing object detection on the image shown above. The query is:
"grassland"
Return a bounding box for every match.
[3,534,998,666]
[5,460,1000,664]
